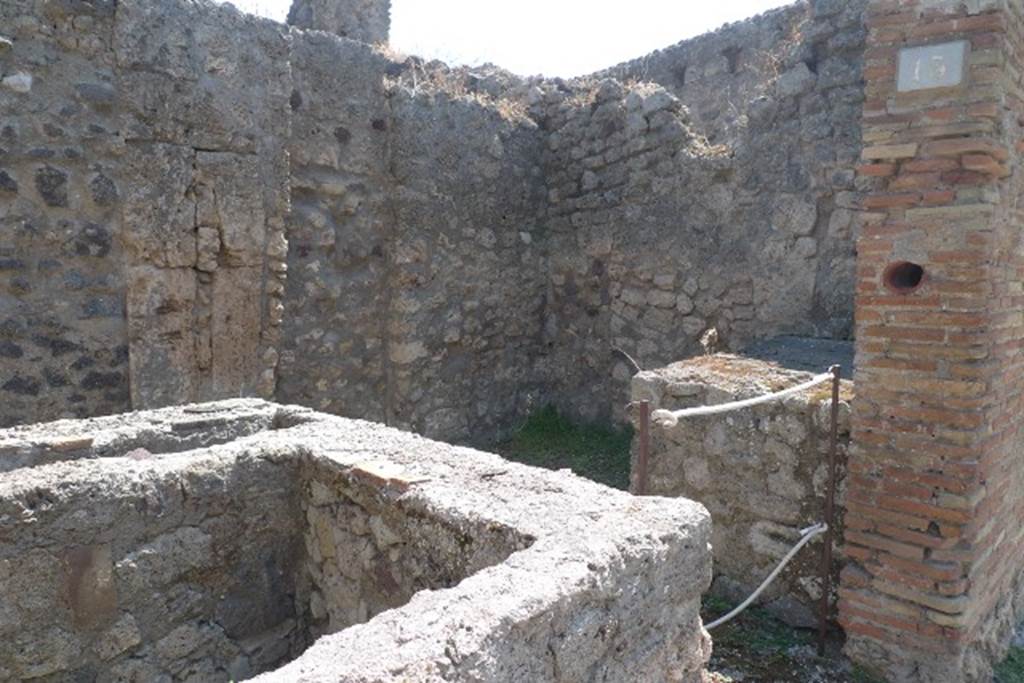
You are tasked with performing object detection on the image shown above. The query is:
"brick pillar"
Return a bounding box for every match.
[845,1,1024,680]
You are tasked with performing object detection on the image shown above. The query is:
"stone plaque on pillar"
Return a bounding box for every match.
[897,40,968,92]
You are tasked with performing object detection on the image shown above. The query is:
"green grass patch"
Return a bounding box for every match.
[996,646,1024,683]
[703,595,813,655]
[851,665,888,683]
[494,406,633,490]
[702,595,890,682]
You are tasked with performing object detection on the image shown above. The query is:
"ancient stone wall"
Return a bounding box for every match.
[0,0,131,427]
[0,0,551,442]
[545,0,866,421]
[2,0,868,444]
[277,31,393,424]
[536,79,740,423]
[277,42,549,443]
[115,0,289,409]
[601,0,867,342]
[301,453,533,638]
[0,0,287,429]
[631,353,852,627]
[385,85,549,440]
[274,2,870,434]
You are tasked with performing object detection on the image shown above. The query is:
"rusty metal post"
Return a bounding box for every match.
[818,364,842,657]
[636,400,651,496]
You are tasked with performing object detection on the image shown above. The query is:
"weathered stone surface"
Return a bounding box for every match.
[102,0,290,414]
[777,63,818,97]
[276,31,393,426]
[1,0,861,443]
[383,81,548,443]
[195,152,267,267]
[88,172,117,207]
[288,0,391,44]
[0,169,18,193]
[0,398,286,473]
[115,0,291,152]
[0,0,131,429]
[75,81,117,109]
[97,614,142,661]
[125,265,198,408]
[0,407,309,680]
[120,143,196,268]
[34,165,69,207]
[0,401,713,682]
[210,265,264,397]
[2,72,32,93]
[772,194,818,237]
[539,0,862,423]
[631,350,853,626]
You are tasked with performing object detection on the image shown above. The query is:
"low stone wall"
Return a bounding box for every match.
[0,441,310,681]
[631,351,853,627]
[0,401,713,682]
[0,398,288,473]
[301,453,533,638]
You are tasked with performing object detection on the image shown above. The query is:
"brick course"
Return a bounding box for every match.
[844,1,1024,680]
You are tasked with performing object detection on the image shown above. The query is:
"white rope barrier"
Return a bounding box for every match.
[651,372,833,427]
[640,367,837,634]
[705,523,828,630]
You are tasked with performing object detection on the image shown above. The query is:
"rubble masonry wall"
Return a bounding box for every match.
[631,354,853,628]
[0,0,863,442]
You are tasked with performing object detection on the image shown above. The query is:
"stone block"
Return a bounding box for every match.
[632,350,853,626]
[121,144,197,269]
[115,0,290,151]
[777,63,817,97]
[288,0,391,44]
[211,266,263,399]
[195,152,267,268]
[126,265,198,408]
[862,143,919,160]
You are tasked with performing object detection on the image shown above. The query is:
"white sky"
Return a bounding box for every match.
[230,0,794,77]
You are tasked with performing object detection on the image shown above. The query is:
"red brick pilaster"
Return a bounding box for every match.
[845,1,1024,680]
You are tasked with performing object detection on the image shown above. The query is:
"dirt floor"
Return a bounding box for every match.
[702,596,879,683]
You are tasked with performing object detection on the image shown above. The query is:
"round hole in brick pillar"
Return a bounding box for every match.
[883,261,925,293]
